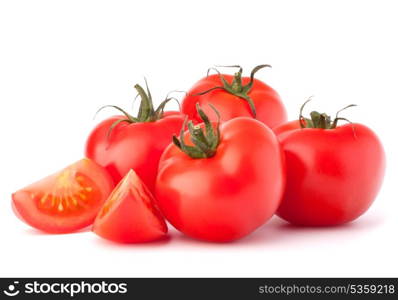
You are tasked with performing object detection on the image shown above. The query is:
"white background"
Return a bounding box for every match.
[0,0,397,277]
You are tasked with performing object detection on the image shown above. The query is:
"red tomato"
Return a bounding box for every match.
[181,65,287,128]
[93,169,168,243]
[12,159,114,233]
[274,103,385,226]
[85,82,185,192]
[155,105,285,242]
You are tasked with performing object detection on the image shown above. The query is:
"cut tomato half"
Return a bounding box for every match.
[12,158,114,233]
[93,169,168,243]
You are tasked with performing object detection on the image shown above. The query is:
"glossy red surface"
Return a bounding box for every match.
[274,121,385,225]
[182,74,287,129]
[155,117,285,242]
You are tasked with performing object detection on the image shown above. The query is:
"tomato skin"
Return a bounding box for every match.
[85,112,185,192]
[155,117,285,242]
[274,121,385,226]
[12,159,114,233]
[182,74,287,128]
[93,169,167,243]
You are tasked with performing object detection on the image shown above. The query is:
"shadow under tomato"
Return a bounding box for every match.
[241,213,386,247]
[22,213,384,248]
[23,226,91,236]
[273,213,384,232]
[168,213,385,247]
[92,234,172,248]
[168,217,289,246]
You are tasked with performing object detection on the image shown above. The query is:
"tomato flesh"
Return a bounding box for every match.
[12,159,114,233]
[93,169,168,243]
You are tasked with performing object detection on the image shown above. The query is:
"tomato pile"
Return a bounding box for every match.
[12,65,385,243]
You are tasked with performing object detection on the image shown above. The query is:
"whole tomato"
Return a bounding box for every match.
[181,65,287,128]
[155,104,285,242]
[85,82,185,193]
[273,100,385,226]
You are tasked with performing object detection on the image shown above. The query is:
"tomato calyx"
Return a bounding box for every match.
[96,79,179,137]
[195,64,272,118]
[173,103,221,159]
[299,98,357,129]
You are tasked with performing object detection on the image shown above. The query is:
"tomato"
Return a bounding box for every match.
[181,65,287,128]
[155,104,285,242]
[85,82,185,192]
[274,101,385,226]
[93,169,168,243]
[12,159,114,233]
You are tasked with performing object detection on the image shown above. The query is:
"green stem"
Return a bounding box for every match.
[95,79,179,137]
[197,64,272,118]
[299,98,357,129]
[173,104,221,159]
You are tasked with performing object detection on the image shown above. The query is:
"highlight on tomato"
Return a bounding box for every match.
[274,100,386,226]
[181,64,287,129]
[12,159,114,233]
[85,80,185,193]
[93,169,168,243]
[155,104,285,242]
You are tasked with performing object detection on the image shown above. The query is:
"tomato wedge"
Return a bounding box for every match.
[12,159,114,233]
[92,169,168,243]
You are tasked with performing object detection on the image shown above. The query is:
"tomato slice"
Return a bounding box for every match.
[93,169,168,243]
[12,158,114,233]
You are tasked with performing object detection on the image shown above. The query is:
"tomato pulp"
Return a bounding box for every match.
[12,159,114,233]
[93,169,168,243]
